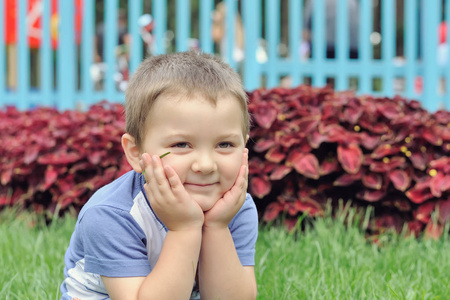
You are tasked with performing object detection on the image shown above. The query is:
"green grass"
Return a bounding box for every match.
[1,207,449,300]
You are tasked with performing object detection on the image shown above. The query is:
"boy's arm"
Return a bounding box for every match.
[199,227,257,299]
[102,229,201,300]
[199,149,257,299]
[102,154,204,300]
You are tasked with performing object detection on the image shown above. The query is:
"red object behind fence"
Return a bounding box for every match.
[4,0,83,49]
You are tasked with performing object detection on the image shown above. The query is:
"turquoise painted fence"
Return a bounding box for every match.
[1,0,449,111]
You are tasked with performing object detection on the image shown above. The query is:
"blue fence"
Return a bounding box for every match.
[1,0,449,111]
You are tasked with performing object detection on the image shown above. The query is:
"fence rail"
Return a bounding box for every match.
[1,0,449,111]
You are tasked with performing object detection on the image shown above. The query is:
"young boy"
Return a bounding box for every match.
[60,51,259,300]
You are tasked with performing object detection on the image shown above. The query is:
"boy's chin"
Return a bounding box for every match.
[191,195,221,212]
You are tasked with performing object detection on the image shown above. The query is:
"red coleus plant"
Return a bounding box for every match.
[0,101,132,215]
[1,87,449,237]
[247,86,450,235]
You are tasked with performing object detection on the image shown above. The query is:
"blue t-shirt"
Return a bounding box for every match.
[60,170,258,300]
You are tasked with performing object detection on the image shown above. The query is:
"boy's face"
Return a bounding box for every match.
[141,94,247,211]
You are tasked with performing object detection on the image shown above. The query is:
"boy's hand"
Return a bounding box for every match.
[203,148,249,229]
[141,154,204,232]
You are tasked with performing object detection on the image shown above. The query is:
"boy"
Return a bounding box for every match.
[61,51,258,299]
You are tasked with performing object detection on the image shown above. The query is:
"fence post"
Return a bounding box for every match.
[243,0,261,91]
[58,0,76,110]
[288,0,301,87]
[18,0,30,110]
[381,0,395,96]
[359,0,372,95]
[446,0,450,110]
[0,0,5,103]
[266,0,280,88]
[422,0,440,111]
[154,0,167,55]
[81,0,95,107]
[200,0,213,54]
[404,0,418,100]
[176,0,190,52]
[312,0,326,87]
[40,0,53,107]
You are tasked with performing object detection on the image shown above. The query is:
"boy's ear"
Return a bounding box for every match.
[121,133,143,173]
[245,134,249,145]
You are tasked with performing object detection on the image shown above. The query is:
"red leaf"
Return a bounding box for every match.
[337,143,363,174]
[278,135,301,148]
[253,103,278,129]
[429,157,450,172]
[430,173,446,198]
[44,166,59,190]
[424,222,443,240]
[293,116,320,136]
[269,165,292,180]
[438,198,450,224]
[440,175,450,192]
[341,105,363,124]
[414,201,436,223]
[422,127,443,146]
[37,151,81,165]
[371,144,401,159]
[356,189,386,202]
[362,173,383,190]
[407,221,424,237]
[377,102,402,119]
[254,139,276,153]
[307,131,328,149]
[323,124,350,143]
[371,123,389,134]
[263,202,283,222]
[406,186,434,204]
[250,176,272,199]
[284,218,298,231]
[88,151,106,165]
[319,157,339,175]
[333,171,362,186]
[265,147,286,163]
[370,157,406,173]
[24,145,39,164]
[408,152,427,171]
[388,169,411,192]
[358,132,380,150]
[393,198,411,212]
[294,198,323,217]
[291,153,320,180]
[1,169,13,186]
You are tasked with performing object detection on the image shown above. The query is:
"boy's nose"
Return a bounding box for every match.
[191,152,217,174]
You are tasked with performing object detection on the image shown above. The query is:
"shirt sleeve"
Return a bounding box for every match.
[79,205,152,277]
[228,193,259,266]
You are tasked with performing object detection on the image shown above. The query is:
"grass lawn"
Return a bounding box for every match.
[0,207,449,300]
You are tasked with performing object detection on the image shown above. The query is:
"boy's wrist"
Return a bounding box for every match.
[202,223,229,233]
[168,225,203,234]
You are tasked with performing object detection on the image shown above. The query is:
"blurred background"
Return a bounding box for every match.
[1,0,449,111]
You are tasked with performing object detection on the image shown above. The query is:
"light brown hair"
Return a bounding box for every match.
[125,51,249,149]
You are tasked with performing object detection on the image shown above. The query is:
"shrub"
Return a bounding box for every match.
[247,86,450,238]
[0,88,449,237]
[0,102,132,216]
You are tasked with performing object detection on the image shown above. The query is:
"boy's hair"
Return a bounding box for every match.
[125,51,250,149]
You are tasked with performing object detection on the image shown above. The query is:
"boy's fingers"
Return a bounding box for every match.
[152,155,170,187]
[164,165,187,197]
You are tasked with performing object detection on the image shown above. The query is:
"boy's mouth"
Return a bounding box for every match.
[185,182,218,187]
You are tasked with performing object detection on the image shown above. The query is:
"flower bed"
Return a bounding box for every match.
[0,88,449,236]
[0,102,131,215]
[247,86,449,237]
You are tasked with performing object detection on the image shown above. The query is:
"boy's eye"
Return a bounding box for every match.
[172,142,190,148]
[217,142,234,148]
